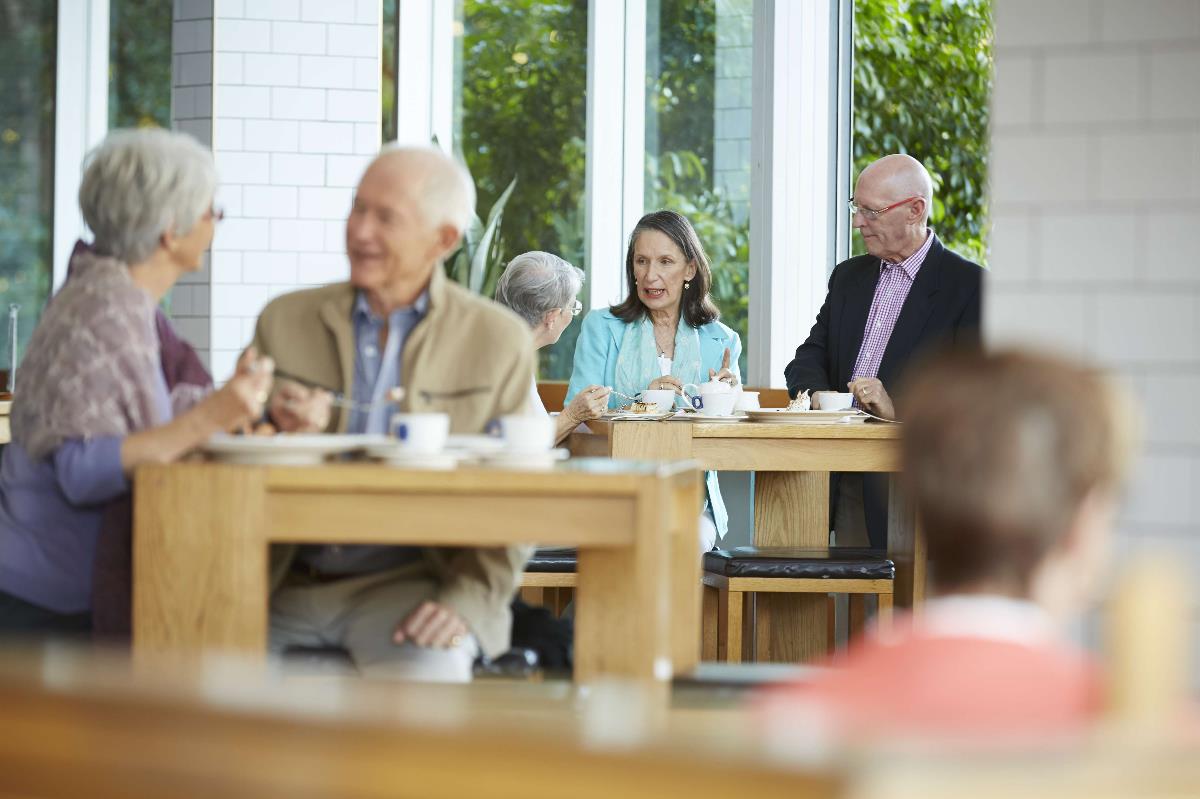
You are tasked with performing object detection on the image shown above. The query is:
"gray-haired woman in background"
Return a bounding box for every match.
[495,251,610,445]
[0,128,272,635]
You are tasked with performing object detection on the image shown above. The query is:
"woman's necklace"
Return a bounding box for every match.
[654,322,674,359]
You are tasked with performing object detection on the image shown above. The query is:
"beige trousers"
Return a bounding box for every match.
[269,565,478,683]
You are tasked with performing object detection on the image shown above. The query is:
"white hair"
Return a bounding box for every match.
[78,128,217,265]
[495,251,585,327]
[378,143,476,234]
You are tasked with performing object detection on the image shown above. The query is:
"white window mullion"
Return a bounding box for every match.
[52,0,110,289]
[747,0,845,387]
[395,0,453,148]
[584,0,646,311]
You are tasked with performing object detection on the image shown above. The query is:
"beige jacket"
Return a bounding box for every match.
[252,267,536,656]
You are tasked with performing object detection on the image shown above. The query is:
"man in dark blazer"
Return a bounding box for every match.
[785,154,983,548]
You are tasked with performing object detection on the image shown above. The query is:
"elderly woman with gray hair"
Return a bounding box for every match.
[495,251,610,445]
[0,128,272,635]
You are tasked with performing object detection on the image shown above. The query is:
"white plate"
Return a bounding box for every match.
[602,410,676,421]
[478,448,569,469]
[203,433,385,465]
[668,411,746,423]
[744,409,868,425]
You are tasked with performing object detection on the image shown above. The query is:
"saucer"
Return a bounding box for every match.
[364,443,464,470]
[479,448,569,469]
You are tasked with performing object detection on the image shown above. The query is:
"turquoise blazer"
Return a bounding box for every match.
[565,308,743,539]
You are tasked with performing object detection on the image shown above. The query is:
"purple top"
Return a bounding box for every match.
[0,368,171,613]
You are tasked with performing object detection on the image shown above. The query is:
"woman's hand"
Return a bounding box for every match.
[119,348,274,471]
[708,347,738,386]
[205,348,274,432]
[647,375,685,394]
[563,385,611,424]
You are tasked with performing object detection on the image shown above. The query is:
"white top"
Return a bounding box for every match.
[912,594,1058,647]
[528,379,547,416]
[657,354,672,377]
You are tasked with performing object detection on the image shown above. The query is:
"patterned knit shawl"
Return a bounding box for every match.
[12,251,168,460]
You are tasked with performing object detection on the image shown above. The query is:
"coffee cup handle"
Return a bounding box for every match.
[681,383,703,410]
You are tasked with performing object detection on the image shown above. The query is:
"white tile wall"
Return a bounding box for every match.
[172,0,380,378]
[989,0,1200,687]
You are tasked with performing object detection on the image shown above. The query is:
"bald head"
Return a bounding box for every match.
[367,145,476,234]
[857,154,934,223]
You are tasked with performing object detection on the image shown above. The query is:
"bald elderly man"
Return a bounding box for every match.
[251,145,535,681]
[785,154,982,548]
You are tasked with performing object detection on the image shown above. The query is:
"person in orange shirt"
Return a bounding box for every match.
[760,348,1136,744]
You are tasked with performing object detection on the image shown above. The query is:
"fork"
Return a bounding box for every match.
[272,369,404,412]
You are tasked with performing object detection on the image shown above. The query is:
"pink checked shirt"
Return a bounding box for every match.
[849,231,935,384]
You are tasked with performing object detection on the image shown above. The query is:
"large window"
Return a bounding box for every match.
[108,0,172,129]
[453,0,588,380]
[0,2,57,369]
[646,0,752,376]
[852,0,992,264]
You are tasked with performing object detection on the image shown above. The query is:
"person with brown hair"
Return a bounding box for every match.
[760,347,1136,740]
[564,210,741,551]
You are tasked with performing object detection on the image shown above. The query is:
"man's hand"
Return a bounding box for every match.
[708,347,739,386]
[268,380,332,433]
[564,385,611,423]
[393,600,470,649]
[848,377,896,420]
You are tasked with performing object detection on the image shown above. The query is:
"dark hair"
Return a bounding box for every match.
[900,349,1133,595]
[609,210,720,327]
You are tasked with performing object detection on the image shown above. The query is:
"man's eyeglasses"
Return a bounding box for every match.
[848,195,921,220]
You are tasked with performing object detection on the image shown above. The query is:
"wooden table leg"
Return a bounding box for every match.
[133,464,270,658]
[887,473,925,610]
[753,471,830,663]
[574,480,672,684]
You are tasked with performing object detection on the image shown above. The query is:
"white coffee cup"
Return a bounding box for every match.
[500,414,556,452]
[639,389,677,413]
[698,392,738,416]
[734,390,760,411]
[813,391,854,411]
[390,412,450,453]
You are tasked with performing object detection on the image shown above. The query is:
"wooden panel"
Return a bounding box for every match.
[753,472,830,663]
[669,470,703,673]
[537,380,569,412]
[610,419,693,461]
[566,428,614,458]
[744,386,791,408]
[521,572,579,588]
[265,493,634,548]
[133,464,270,656]
[693,438,900,472]
[754,472,830,548]
[887,473,926,609]
[725,578,894,594]
[693,423,901,440]
[0,679,844,799]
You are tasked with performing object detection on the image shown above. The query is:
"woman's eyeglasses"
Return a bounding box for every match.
[565,300,582,317]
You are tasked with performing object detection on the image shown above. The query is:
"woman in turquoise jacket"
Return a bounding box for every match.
[565,210,742,549]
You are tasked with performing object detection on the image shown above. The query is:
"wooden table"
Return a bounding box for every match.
[132,458,701,684]
[568,419,919,662]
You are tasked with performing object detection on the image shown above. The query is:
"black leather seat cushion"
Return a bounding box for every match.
[525,548,578,573]
[703,547,894,580]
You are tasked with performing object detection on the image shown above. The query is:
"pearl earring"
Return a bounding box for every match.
[684,281,690,290]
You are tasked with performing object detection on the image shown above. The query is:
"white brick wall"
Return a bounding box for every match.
[172,0,380,378]
[989,0,1200,685]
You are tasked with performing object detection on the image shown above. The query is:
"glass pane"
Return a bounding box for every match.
[851,0,993,264]
[109,0,172,128]
[382,0,397,143]
[452,0,588,380]
[645,0,751,378]
[0,2,56,374]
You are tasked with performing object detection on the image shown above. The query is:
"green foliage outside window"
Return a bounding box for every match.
[853,0,993,265]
